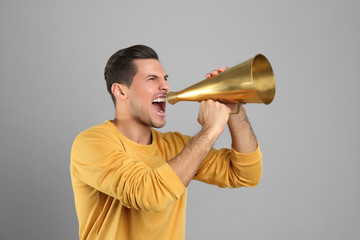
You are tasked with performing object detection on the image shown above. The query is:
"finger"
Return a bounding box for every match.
[212,70,219,76]
[206,73,212,79]
[218,67,225,73]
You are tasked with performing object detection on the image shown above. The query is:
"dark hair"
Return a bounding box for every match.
[104,45,159,104]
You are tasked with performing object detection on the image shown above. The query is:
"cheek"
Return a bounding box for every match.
[130,91,150,110]
[130,81,158,106]
[133,81,154,94]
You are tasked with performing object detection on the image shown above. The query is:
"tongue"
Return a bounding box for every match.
[153,102,164,112]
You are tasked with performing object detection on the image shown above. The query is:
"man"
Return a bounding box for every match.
[70,45,262,240]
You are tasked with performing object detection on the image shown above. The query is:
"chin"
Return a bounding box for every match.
[152,120,166,129]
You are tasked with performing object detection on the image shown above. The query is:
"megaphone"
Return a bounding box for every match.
[166,54,276,105]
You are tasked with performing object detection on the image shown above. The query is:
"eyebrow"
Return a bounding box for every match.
[145,74,169,80]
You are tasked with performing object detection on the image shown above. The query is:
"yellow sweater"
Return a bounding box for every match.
[70,120,262,240]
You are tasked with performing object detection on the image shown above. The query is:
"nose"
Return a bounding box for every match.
[160,79,170,93]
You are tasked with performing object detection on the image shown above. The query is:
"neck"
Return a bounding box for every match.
[111,117,152,145]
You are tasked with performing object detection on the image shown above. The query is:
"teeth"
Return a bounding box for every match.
[152,98,166,103]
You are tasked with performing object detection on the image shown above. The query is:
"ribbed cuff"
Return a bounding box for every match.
[231,143,263,166]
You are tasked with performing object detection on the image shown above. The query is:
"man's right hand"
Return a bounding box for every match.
[197,99,231,140]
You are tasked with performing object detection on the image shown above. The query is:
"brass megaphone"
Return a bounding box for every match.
[166,54,276,106]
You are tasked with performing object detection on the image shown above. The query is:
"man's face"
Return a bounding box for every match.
[128,59,170,128]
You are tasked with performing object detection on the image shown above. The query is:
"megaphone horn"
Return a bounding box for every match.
[166,54,276,105]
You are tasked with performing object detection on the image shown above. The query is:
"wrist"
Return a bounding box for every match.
[228,108,248,126]
[197,125,222,146]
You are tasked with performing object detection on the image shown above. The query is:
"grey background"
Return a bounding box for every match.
[1,0,359,239]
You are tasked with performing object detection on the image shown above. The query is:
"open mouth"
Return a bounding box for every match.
[152,97,166,113]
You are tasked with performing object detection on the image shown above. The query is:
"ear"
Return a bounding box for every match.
[111,83,129,102]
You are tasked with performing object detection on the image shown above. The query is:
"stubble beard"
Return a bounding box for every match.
[130,98,166,129]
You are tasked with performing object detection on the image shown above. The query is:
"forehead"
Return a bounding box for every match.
[133,59,166,76]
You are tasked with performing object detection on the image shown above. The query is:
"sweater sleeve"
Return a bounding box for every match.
[193,144,263,188]
[70,129,186,213]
